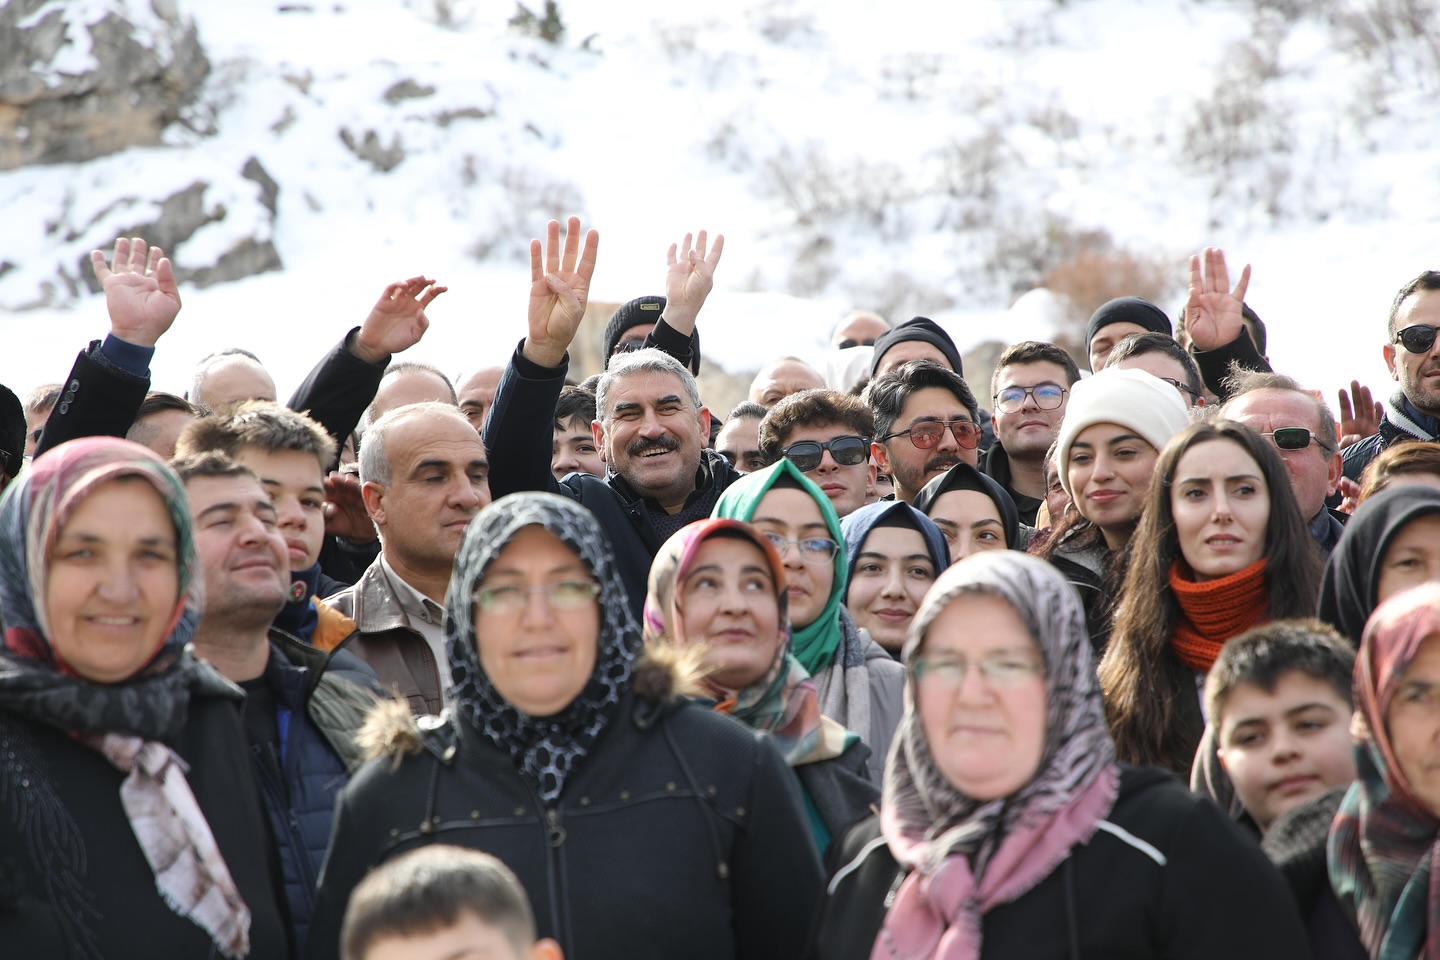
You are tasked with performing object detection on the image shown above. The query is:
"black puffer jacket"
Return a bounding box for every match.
[808,766,1309,960]
[305,686,825,960]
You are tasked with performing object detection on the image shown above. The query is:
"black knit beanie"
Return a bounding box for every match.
[0,384,23,474]
[1085,297,1172,350]
[600,295,702,375]
[869,316,963,378]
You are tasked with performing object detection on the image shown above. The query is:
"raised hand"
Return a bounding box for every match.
[1335,476,1361,516]
[661,230,725,336]
[1184,247,1251,352]
[323,469,377,543]
[1336,380,1382,449]
[523,216,600,368]
[90,237,181,348]
[352,276,446,365]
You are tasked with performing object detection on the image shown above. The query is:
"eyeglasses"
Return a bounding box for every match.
[1395,324,1440,354]
[761,532,840,564]
[837,338,877,349]
[612,340,649,356]
[781,435,870,472]
[1156,376,1202,401]
[911,653,1044,688]
[475,579,600,614]
[993,383,1066,414]
[880,419,981,450]
[1260,427,1333,454]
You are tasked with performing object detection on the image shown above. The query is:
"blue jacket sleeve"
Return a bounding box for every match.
[482,341,567,500]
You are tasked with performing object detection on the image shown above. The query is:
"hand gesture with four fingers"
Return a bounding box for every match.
[661,230,725,336]
[1184,247,1251,352]
[524,216,600,368]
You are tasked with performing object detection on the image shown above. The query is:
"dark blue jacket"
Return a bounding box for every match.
[256,631,376,945]
[483,327,742,622]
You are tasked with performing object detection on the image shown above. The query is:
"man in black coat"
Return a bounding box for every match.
[484,218,730,620]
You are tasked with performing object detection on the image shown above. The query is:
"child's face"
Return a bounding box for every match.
[553,417,604,482]
[1216,671,1357,831]
[364,913,553,960]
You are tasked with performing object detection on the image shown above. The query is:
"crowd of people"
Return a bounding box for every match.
[3,219,1440,959]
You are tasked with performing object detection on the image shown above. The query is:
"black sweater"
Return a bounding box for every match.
[808,765,1310,960]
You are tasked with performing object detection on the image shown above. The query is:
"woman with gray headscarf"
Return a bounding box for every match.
[808,552,1306,960]
[306,493,822,960]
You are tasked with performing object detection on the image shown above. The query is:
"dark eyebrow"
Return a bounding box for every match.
[657,395,684,406]
[261,477,324,496]
[1106,433,1143,446]
[197,501,243,522]
[484,558,587,578]
[1177,472,1263,487]
[971,518,1002,529]
[612,401,642,416]
[858,550,933,563]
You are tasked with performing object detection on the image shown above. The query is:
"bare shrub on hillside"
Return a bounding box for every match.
[934,129,1012,228]
[987,214,1112,296]
[879,54,946,102]
[1041,247,1179,345]
[1331,0,1440,86]
[760,144,916,240]
[509,2,565,43]
[466,166,583,263]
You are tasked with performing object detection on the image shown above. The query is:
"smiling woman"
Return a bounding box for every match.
[306,493,825,960]
[1101,421,1324,777]
[0,437,290,959]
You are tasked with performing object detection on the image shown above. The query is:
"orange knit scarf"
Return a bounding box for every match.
[1168,558,1269,674]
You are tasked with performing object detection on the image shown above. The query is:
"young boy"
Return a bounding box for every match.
[1205,621,1365,960]
[552,385,605,482]
[1206,619,1357,833]
[340,846,562,960]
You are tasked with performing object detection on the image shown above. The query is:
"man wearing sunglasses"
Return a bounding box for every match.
[986,341,1080,527]
[1221,370,1346,555]
[830,310,889,350]
[863,360,982,505]
[1343,270,1440,483]
[757,390,877,518]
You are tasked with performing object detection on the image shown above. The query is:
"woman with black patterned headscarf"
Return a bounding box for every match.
[306,492,823,960]
[0,437,290,960]
[809,551,1307,960]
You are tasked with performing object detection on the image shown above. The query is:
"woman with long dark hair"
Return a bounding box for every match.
[1101,420,1323,775]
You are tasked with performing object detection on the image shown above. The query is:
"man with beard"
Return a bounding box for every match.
[863,360,981,504]
[1344,270,1440,481]
[484,218,729,620]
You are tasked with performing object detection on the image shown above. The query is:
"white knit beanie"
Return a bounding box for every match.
[1055,368,1191,499]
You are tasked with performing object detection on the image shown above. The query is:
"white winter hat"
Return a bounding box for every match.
[1055,368,1191,499]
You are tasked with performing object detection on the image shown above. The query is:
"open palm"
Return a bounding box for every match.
[90,237,180,347]
[525,217,599,367]
[1184,247,1250,352]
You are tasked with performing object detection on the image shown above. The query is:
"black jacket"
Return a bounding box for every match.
[0,683,293,959]
[808,766,1309,960]
[1190,328,1271,402]
[484,330,743,621]
[305,694,825,960]
[36,338,151,459]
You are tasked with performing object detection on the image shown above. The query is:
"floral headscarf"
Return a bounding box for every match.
[877,551,1119,960]
[445,492,640,804]
[643,518,838,766]
[712,459,848,677]
[0,437,249,959]
[1330,581,1440,960]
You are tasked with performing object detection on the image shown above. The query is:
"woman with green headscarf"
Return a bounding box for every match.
[714,460,905,782]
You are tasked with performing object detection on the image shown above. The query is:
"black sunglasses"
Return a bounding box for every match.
[1156,376,1202,401]
[1260,427,1332,453]
[1395,324,1440,354]
[781,435,870,472]
[837,337,877,349]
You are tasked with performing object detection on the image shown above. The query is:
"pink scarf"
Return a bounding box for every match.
[875,552,1120,960]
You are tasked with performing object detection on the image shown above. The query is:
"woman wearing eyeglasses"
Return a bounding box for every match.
[808,551,1307,960]
[1030,368,1192,657]
[714,460,906,779]
[1101,421,1323,777]
[305,493,824,960]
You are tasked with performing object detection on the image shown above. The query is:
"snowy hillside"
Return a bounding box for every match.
[1,0,1437,406]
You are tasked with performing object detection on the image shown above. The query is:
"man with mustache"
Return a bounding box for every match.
[484,218,731,620]
[1344,270,1440,482]
[863,360,981,505]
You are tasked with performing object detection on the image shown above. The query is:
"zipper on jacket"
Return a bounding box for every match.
[546,806,567,848]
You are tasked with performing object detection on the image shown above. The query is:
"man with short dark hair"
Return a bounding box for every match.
[1222,370,1346,555]
[1105,332,1205,407]
[714,400,768,473]
[551,385,603,481]
[757,389,876,518]
[456,365,505,434]
[176,451,374,946]
[125,391,199,459]
[864,360,981,504]
[1344,269,1440,482]
[986,341,1079,526]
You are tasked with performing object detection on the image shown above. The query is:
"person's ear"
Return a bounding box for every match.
[871,440,891,473]
[697,407,711,445]
[1325,450,1343,498]
[1385,342,1400,380]
[529,938,564,960]
[361,480,386,525]
[591,419,608,462]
